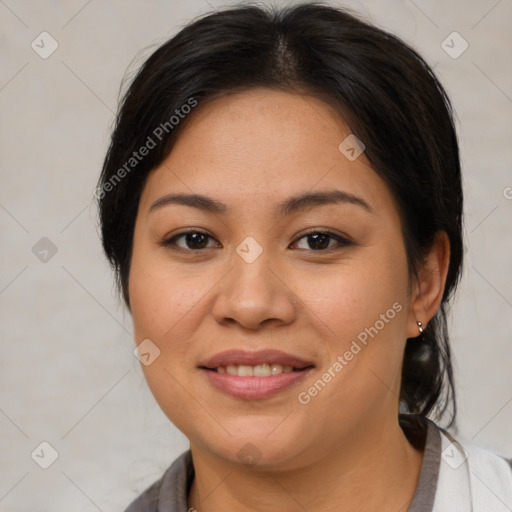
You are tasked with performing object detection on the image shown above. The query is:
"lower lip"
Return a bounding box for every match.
[201,368,314,399]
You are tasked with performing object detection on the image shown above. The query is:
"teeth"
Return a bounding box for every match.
[226,365,238,376]
[216,363,297,377]
[238,365,254,377]
[270,363,283,375]
[254,363,270,377]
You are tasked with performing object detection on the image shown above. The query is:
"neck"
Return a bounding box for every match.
[188,417,425,512]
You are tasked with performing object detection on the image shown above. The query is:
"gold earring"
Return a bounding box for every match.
[417,321,424,333]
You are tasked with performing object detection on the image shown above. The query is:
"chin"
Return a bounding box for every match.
[189,418,315,470]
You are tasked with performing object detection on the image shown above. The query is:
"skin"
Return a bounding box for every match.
[128,88,450,511]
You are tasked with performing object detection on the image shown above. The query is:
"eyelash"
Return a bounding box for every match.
[160,228,353,253]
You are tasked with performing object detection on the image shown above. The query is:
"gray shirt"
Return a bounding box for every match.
[122,417,508,512]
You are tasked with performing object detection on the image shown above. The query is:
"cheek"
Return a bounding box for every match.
[297,246,410,406]
[128,257,203,428]
[300,253,409,349]
[130,267,187,335]
[128,233,199,338]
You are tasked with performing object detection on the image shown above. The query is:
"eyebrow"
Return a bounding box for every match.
[148,189,373,216]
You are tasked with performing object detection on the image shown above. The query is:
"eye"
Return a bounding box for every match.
[161,229,352,253]
[161,230,220,251]
[291,230,352,251]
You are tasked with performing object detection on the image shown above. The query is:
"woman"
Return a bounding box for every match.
[96,3,512,511]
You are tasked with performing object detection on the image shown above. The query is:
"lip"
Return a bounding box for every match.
[198,349,314,369]
[200,367,314,399]
[198,349,315,400]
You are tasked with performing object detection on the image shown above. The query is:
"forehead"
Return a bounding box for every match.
[139,88,396,218]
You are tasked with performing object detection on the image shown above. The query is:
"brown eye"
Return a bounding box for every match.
[162,230,219,251]
[292,231,352,251]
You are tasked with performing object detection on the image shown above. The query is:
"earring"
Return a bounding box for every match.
[417,321,424,333]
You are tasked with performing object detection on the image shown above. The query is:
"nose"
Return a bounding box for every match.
[211,248,296,331]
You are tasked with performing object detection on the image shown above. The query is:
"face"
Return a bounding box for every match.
[129,88,416,469]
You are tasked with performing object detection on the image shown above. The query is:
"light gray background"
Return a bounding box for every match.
[1,0,511,510]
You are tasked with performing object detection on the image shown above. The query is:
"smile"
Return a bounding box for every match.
[213,363,299,377]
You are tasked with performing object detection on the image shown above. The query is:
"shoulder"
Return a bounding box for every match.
[123,450,193,512]
[457,436,512,483]
[439,427,512,475]
[434,424,512,511]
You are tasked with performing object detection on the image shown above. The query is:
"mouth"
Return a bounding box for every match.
[204,363,312,377]
[198,348,314,370]
[198,349,315,399]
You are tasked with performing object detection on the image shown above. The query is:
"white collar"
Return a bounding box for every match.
[433,428,512,511]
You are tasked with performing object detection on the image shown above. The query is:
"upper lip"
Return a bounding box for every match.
[198,349,315,369]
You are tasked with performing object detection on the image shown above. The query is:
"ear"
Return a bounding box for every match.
[407,231,451,338]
